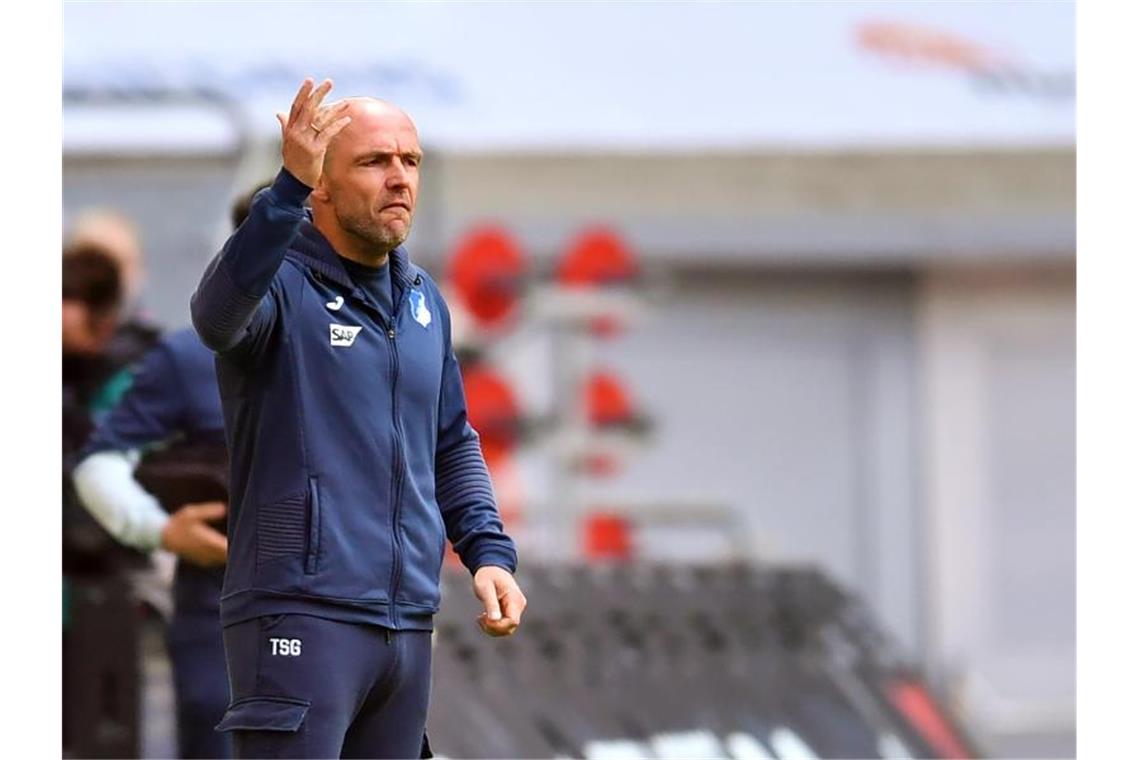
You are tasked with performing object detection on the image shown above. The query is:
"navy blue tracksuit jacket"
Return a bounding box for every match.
[191,168,517,632]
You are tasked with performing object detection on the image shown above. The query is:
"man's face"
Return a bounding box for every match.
[62,301,116,356]
[319,103,422,252]
[69,215,145,305]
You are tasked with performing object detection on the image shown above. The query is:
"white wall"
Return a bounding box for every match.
[919,264,1076,756]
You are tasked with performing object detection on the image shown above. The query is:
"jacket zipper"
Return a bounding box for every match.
[385,314,406,629]
[344,276,413,628]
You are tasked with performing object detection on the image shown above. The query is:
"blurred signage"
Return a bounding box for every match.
[64,1,1074,153]
[857,20,1074,102]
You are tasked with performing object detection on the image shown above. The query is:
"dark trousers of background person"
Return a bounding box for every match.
[62,573,141,759]
[167,565,232,759]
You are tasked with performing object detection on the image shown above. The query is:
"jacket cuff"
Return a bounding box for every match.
[468,548,518,576]
[268,167,313,208]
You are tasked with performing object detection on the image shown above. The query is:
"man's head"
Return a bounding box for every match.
[66,210,145,306]
[62,245,123,356]
[310,98,422,260]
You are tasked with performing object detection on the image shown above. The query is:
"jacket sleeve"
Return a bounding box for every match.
[434,296,519,576]
[191,168,311,358]
[79,341,186,458]
[72,339,188,551]
[73,451,168,552]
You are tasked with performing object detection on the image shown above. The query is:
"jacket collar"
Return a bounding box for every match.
[290,217,417,292]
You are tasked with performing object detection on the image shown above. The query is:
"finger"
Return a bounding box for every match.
[190,502,227,521]
[478,613,517,637]
[305,78,334,116]
[208,539,228,566]
[287,77,314,124]
[203,531,228,553]
[276,112,287,133]
[192,528,227,565]
[475,579,503,621]
[501,589,526,624]
[317,116,353,146]
[316,99,352,119]
[289,78,314,124]
[311,101,351,130]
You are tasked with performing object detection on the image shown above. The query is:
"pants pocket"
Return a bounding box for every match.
[259,614,289,632]
[216,695,311,758]
[216,696,310,733]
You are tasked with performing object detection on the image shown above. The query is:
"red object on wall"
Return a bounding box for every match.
[557,228,638,287]
[583,513,632,560]
[461,364,521,459]
[447,225,527,329]
[857,20,1008,73]
[447,365,525,570]
[887,680,974,759]
[585,371,634,427]
[581,371,640,476]
[557,228,638,337]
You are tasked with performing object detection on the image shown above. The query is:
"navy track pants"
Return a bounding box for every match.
[217,614,433,759]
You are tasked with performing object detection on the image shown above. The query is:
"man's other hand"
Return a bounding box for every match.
[276,77,353,188]
[473,565,527,637]
[161,501,228,567]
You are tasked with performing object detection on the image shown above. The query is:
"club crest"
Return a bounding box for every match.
[409,289,432,328]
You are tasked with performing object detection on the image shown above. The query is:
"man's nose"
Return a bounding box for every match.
[386,161,411,189]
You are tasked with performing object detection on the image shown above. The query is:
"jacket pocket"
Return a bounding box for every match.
[256,494,307,566]
[305,477,321,575]
[434,508,447,568]
[215,695,310,733]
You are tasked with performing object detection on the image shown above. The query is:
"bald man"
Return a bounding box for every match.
[191,79,526,758]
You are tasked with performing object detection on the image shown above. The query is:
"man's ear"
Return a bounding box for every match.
[311,155,333,203]
[310,176,331,204]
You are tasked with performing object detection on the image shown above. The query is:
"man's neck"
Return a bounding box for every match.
[313,217,391,269]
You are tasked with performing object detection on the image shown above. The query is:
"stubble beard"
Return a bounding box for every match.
[336,203,411,254]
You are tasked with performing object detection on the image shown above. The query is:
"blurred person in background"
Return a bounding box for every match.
[63,244,148,572]
[70,181,272,760]
[191,78,526,758]
[67,208,162,367]
[62,244,154,757]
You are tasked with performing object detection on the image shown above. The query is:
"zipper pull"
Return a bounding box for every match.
[385,628,393,645]
[387,326,396,339]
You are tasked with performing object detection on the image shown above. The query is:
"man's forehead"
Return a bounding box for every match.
[335,100,421,153]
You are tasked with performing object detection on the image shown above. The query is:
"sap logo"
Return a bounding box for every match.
[409,289,432,328]
[269,638,302,656]
[329,324,363,347]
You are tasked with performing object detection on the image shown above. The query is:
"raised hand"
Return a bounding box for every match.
[275,78,353,189]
